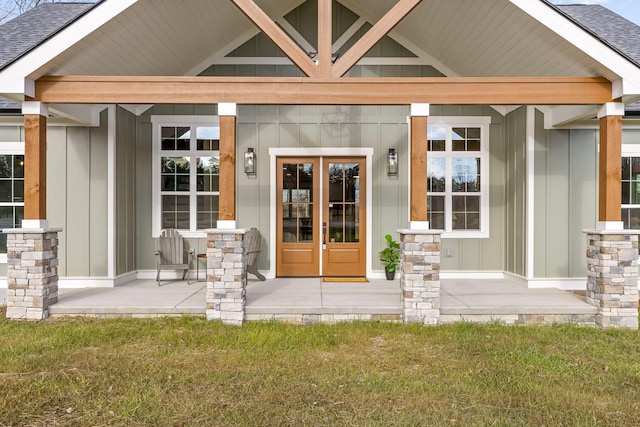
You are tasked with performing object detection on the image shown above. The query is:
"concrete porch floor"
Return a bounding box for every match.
[0,277,601,325]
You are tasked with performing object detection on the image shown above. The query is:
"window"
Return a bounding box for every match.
[152,116,220,237]
[0,142,25,255]
[622,155,640,229]
[426,118,490,238]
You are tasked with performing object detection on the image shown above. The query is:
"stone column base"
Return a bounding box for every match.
[205,229,247,325]
[398,229,442,325]
[3,227,62,321]
[585,230,640,329]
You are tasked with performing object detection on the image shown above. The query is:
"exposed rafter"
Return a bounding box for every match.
[230,0,319,77]
[332,0,422,77]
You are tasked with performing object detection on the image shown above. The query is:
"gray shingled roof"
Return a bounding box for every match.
[553,3,640,68]
[0,2,98,70]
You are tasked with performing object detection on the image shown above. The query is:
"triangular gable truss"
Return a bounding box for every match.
[196,0,449,77]
[228,0,421,78]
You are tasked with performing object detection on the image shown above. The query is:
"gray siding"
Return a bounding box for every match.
[533,109,598,278]
[47,110,109,277]
[504,108,527,276]
[116,107,137,275]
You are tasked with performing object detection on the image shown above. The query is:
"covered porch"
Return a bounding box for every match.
[8,277,597,326]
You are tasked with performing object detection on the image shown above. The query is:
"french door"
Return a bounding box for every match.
[276,156,366,277]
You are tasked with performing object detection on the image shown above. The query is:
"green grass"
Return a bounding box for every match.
[0,317,639,426]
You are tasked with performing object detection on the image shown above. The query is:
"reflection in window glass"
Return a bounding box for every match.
[281,163,314,243]
[622,157,640,229]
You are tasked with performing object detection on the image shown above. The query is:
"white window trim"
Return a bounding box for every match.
[621,145,640,229]
[0,141,25,263]
[151,115,220,238]
[427,117,491,239]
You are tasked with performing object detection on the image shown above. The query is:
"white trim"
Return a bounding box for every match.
[526,106,535,279]
[218,103,237,117]
[21,220,48,228]
[117,104,153,116]
[410,221,429,230]
[268,147,374,278]
[216,220,237,230]
[107,106,116,278]
[21,102,48,117]
[425,117,491,238]
[410,103,430,117]
[441,271,506,280]
[150,115,221,238]
[596,221,624,231]
[0,0,140,96]
[0,141,24,154]
[597,102,625,119]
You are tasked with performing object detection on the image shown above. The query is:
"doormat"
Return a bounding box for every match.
[322,277,369,283]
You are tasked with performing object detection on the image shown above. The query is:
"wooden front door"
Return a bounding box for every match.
[276,156,366,277]
[322,157,366,277]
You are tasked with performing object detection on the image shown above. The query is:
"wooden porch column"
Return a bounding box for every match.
[597,102,625,230]
[218,103,237,229]
[410,103,429,229]
[22,102,48,228]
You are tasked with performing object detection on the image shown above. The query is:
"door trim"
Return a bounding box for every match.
[269,147,374,278]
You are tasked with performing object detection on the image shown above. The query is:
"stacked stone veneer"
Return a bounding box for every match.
[205,229,247,325]
[398,230,442,325]
[3,228,61,320]
[585,230,640,329]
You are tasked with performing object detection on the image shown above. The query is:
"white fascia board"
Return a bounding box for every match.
[509,0,640,96]
[48,104,108,126]
[543,105,598,129]
[0,0,140,96]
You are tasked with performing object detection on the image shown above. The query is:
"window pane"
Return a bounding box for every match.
[14,156,24,178]
[162,195,190,229]
[427,157,446,192]
[328,163,344,203]
[623,208,640,229]
[428,127,447,152]
[161,157,190,192]
[197,195,219,229]
[622,157,640,204]
[197,157,220,192]
[452,196,480,230]
[161,127,190,151]
[344,164,359,203]
[196,127,220,150]
[428,196,445,230]
[329,203,344,242]
[13,180,23,202]
[0,156,11,178]
[344,204,359,242]
[452,157,480,192]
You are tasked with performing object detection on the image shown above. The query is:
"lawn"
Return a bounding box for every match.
[0,314,639,426]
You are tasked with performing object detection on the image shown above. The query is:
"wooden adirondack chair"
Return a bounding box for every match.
[245,227,266,281]
[155,229,195,285]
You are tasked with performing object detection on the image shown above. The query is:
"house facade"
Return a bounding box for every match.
[0,0,639,327]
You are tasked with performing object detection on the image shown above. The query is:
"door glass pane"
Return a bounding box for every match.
[344,204,359,242]
[329,204,344,242]
[344,164,359,203]
[281,162,314,243]
[328,163,344,203]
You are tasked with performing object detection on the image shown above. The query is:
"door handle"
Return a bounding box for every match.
[322,222,327,250]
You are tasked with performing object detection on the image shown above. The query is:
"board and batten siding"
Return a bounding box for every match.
[115,107,137,276]
[533,108,598,278]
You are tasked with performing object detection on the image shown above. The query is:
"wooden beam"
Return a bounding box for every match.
[317,0,332,78]
[24,114,47,220]
[219,115,236,221]
[230,0,318,77]
[598,115,622,222]
[410,116,427,222]
[34,76,613,105]
[332,0,422,77]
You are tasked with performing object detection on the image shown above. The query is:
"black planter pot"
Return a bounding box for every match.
[385,268,395,280]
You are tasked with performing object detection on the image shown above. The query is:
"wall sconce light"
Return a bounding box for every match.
[244,148,256,175]
[387,148,398,176]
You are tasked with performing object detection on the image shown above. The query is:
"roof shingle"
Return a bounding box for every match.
[0,2,97,70]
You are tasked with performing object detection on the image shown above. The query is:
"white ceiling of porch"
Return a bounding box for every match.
[30,0,620,81]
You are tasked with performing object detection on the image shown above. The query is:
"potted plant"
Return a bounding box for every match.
[379,234,400,280]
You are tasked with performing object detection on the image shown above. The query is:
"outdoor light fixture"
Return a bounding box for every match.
[387,148,398,175]
[244,148,256,174]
